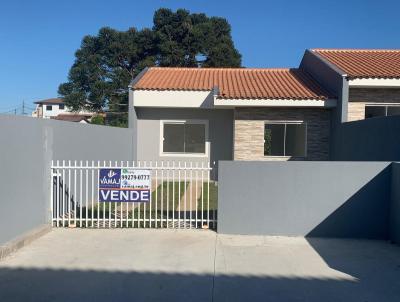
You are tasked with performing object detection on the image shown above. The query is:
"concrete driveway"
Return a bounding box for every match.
[0,229,400,302]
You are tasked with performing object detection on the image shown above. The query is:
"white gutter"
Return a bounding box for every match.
[213,98,337,108]
[348,78,400,87]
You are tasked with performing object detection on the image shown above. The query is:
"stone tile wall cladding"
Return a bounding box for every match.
[348,88,400,122]
[234,108,331,161]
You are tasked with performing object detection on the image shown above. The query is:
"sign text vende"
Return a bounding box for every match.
[98,168,151,202]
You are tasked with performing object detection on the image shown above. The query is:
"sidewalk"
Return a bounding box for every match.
[0,229,399,302]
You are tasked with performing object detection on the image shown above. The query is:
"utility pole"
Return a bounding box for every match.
[22,100,25,115]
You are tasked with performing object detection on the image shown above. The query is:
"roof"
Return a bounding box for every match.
[51,114,90,122]
[313,49,400,79]
[133,67,334,100]
[35,98,64,105]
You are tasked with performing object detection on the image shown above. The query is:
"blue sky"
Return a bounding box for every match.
[1,0,399,111]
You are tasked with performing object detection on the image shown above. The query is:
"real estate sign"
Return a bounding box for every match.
[99,168,151,202]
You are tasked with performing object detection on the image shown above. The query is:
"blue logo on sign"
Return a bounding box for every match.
[99,169,121,189]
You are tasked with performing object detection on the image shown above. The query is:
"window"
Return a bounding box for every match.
[365,105,400,118]
[162,121,206,154]
[264,122,306,157]
[46,105,52,111]
[59,104,65,110]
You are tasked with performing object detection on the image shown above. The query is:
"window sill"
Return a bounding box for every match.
[264,156,307,159]
[161,153,208,158]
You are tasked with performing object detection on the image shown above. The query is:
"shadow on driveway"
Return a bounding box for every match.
[0,267,376,302]
[1,229,400,302]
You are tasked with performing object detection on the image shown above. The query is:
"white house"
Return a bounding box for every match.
[32,98,95,122]
[32,98,68,119]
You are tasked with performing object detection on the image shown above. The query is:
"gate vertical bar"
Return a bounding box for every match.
[114,161,118,228]
[85,160,89,227]
[50,161,54,226]
[207,161,210,228]
[132,161,137,228]
[56,160,59,227]
[155,162,158,228]
[178,162,181,229]
[91,161,94,227]
[126,160,129,228]
[102,161,106,228]
[74,161,77,225]
[184,162,187,228]
[143,161,146,228]
[137,160,141,228]
[195,162,198,228]
[190,162,193,229]
[166,161,169,228]
[120,160,123,228]
[97,160,100,228]
[149,161,152,228]
[68,160,71,226]
[172,161,175,228]
[108,160,112,228]
[62,160,65,227]
[79,161,83,227]
[161,161,164,228]
[201,162,204,227]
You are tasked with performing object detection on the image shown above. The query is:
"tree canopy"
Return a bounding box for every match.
[58,8,241,127]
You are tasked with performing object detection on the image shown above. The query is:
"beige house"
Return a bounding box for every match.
[128,49,400,163]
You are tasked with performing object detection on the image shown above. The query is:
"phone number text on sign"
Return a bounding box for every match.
[99,168,151,202]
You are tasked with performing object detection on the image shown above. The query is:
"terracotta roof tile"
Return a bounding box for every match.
[51,114,90,122]
[133,67,334,100]
[313,49,400,79]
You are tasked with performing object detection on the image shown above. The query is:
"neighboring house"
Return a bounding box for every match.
[128,49,400,163]
[32,97,95,122]
[303,49,400,122]
[32,98,67,119]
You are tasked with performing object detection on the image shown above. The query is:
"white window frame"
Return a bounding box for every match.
[263,120,308,158]
[365,103,400,118]
[159,120,209,157]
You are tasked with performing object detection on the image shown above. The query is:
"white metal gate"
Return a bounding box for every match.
[50,160,217,229]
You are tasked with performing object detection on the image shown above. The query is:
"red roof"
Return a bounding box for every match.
[313,49,400,79]
[133,67,334,100]
[51,114,90,122]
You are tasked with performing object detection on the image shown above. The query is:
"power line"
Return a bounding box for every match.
[0,100,36,115]
[0,107,20,115]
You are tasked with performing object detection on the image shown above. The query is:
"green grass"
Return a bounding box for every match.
[152,181,189,212]
[197,182,218,211]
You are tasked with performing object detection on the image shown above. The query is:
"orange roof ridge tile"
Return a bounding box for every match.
[148,67,293,71]
[313,48,400,52]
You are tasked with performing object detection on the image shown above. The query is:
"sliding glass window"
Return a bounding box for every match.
[163,122,206,154]
[264,123,306,157]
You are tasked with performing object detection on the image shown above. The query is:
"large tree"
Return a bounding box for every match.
[58,8,241,126]
[153,8,241,67]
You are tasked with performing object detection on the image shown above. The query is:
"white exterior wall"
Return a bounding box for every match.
[133,90,214,108]
[40,104,68,118]
[33,104,94,119]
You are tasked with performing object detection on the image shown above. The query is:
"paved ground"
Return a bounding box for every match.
[1,229,400,302]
